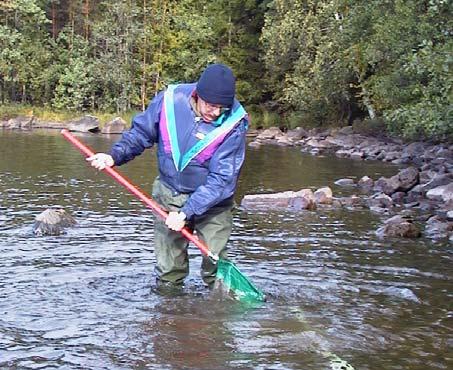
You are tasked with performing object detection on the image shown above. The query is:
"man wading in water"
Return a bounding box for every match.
[87,64,249,289]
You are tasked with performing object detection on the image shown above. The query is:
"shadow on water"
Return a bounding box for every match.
[0,130,451,369]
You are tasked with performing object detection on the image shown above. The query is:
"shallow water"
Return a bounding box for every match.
[0,129,451,369]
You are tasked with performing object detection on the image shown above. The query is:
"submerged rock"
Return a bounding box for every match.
[33,208,76,236]
[376,215,421,238]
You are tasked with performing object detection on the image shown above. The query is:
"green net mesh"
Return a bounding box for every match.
[215,259,266,302]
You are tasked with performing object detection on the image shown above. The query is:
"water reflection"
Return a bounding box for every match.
[0,130,451,369]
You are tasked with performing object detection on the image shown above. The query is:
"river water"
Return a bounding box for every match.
[0,129,451,369]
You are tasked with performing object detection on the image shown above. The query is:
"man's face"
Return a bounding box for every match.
[197,97,229,122]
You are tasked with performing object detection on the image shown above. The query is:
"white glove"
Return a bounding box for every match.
[86,153,114,170]
[165,211,186,231]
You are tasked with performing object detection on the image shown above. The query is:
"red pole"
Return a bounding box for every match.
[61,129,215,260]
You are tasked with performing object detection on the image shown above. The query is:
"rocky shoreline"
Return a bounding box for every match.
[2,115,452,243]
[1,114,126,134]
[244,126,452,243]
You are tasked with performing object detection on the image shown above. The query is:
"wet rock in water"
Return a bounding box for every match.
[286,127,308,141]
[314,187,333,205]
[68,115,100,133]
[397,167,420,192]
[4,115,34,130]
[248,140,263,149]
[358,176,374,193]
[424,216,453,241]
[33,208,76,236]
[255,127,283,140]
[381,287,421,303]
[374,167,419,196]
[334,178,355,187]
[276,135,295,146]
[367,192,394,209]
[376,215,421,238]
[101,117,126,134]
[374,175,400,195]
[337,195,365,208]
[241,189,316,211]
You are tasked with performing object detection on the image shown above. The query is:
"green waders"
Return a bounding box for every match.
[151,177,233,286]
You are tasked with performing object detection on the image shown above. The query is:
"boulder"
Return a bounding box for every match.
[337,195,365,208]
[33,208,76,236]
[4,115,34,130]
[424,216,453,240]
[68,115,100,133]
[376,215,421,238]
[358,176,374,192]
[334,178,355,187]
[256,127,283,140]
[426,183,453,202]
[276,136,295,146]
[286,127,308,141]
[101,117,127,134]
[367,193,394,209]
[374,167,419,195]
[314,187,333,204]
[374,176,400,195]
[421,174,453,191]
[397,167,419,191]
[248,141,262,149]
[241,189,316,211]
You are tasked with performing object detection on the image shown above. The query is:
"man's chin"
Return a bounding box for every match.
[202,115,217,122]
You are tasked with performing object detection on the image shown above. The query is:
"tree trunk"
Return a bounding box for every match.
[141,0,147,111]
[84,0,90,40]
[52,2,57,39]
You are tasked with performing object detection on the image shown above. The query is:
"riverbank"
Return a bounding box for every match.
[2,115,452,243]
[247,126,452,243]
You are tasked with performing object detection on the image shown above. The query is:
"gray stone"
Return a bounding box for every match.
[5,115,34,130]
[314,187,333,204]
[397,167,419,191]
[376,215,421,238]
[426,183,453,202]
[101,117,126,134]
[374,176,400,195]
[424,216,453,240]
[33,208,76,236]
[367,193,394,209]
[256,127,282,140]
[358,176,374,192]
[334,178,355,187]
[286,127,308,141]
[68,115,100,133]
[421,173,453,191]
[241,189,316,211]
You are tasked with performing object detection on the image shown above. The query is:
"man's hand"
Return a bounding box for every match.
[166,211,186,231]
[86,153,114,170]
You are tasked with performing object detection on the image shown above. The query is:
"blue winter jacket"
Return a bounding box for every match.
[109,83,248,219]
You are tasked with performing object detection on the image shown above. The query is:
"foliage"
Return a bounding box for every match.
[261,0,452,139]
[0,0,451,140]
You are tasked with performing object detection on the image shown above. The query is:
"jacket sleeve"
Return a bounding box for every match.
[181,118,248,219]
[110,92,164,166]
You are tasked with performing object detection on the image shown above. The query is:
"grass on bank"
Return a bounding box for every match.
[1,103,392,138]
[0,103,138,128]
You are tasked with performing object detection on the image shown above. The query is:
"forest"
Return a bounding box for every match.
[0,0,451,139]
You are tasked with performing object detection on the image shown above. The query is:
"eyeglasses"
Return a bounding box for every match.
[201,99,231,114]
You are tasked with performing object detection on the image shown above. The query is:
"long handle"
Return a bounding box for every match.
[61,129,217,261]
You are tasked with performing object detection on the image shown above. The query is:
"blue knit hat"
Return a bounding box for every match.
[196,64,236,107]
